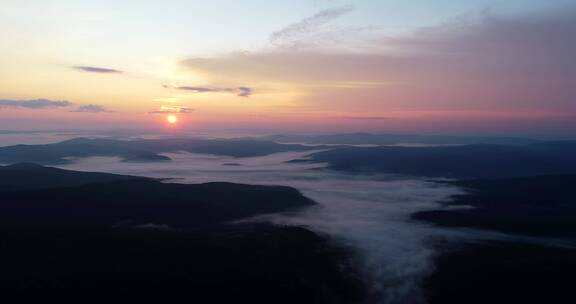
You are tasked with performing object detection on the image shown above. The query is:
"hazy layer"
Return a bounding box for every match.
[56,151,471,303]
[60,150,576,302]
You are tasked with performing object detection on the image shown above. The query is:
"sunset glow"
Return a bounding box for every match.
[1,2,575,302]
[167,115,178,125]
[0,0,575,137]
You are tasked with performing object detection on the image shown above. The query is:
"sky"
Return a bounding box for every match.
[0,0,575,137]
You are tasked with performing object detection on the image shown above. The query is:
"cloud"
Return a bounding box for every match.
[0,98,72,109]
[148,106,194,114]
[0,99,114,114]
[72,66,123,74]
[237,87,252,97]
[71,104,115,113]
[339,116,391,120]
[270,6,354,46]
[164,84,253,97]
[181,6,576,117]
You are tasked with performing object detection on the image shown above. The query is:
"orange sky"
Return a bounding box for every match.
[1,1,575,136]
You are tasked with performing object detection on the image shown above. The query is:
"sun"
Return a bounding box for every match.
[166,115,178,124]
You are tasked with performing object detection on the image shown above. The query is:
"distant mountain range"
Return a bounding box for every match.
[0,137,320,164]
[300,140,576,178]
[261,132,540,145]
[2,136,576,179]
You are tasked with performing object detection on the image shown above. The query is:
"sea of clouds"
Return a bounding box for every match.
[0,130,570,303]
[56,150,476,303]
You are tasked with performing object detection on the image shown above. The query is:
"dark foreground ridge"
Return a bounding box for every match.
[414,175,576,237]
[0,163,314,227]
[0,164,365,303]
[0,162,154,190]
[0,137,321,164]
[415,175,576,303]
[0,223,365,303]
[303,140,576,178]
[426,241,576,304]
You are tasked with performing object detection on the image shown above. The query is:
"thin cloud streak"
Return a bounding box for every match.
[164,84,253,97]
[0,98,72,109]
[339,116,391,120]
[71,104,115,113]
[72,66,123,74]
[270,5,354,46]
[148,106,194,114]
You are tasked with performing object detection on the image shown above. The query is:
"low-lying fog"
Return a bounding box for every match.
[57,151,473,303]
[54,150,576,303]
[53,149,576,303]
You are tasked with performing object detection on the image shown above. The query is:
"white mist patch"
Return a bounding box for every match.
[255,178,467,304]
[58,151,467,304]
